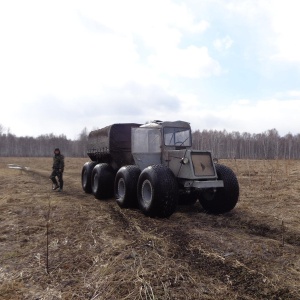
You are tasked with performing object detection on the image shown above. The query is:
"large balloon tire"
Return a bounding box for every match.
[199,164,239,213]
[114,165,141,208]
[81,161,97,193]
[91,163,115,200]
[137,165,178,218]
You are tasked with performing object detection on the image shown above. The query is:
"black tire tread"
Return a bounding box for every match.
[137,164,178,218]
[115,165,141,208]
[81,161,97,193]
[199,164,239,213]
[92,163,115,200]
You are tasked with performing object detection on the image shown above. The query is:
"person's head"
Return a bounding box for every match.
[54,148,60,155]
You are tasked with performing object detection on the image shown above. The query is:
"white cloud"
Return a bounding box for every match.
[198,98,300,135]
[77,0,210,49]
[1,0,300,139]
[264,1,300,62]
[148,46,221,78]
[287,90,300,97]
[76,0,216,80]
[0,0,215,99]
[213,36,233,52]
[225,0,262,19]
[222,0,300,63]
[237,99,250,105]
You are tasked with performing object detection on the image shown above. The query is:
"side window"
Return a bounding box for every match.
[132,128,161,153]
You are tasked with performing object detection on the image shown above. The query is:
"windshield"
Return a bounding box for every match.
[163,127,191,147]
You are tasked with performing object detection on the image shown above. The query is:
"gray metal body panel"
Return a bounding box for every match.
[132,153,161,170]
[182,180,224,189]
[166,149,217,180]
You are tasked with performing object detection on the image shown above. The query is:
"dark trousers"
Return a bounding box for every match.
[50,169,63,189]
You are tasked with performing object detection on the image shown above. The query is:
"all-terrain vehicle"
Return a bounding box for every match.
[81,120,239,217]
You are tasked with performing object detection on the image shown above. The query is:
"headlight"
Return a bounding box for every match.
[181,157,189,164]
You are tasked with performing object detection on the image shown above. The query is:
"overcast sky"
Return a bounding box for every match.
[1,0,300,139]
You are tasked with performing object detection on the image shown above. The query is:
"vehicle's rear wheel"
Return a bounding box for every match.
[137,165,178,218]
[81,161,97,193]
[91,163,115,199]
[199,164,239,213]
[114,165,141,208]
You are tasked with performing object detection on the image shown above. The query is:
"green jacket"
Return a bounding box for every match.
[53,154,64,171]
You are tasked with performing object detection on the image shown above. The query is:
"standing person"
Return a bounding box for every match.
[50,148,64,192]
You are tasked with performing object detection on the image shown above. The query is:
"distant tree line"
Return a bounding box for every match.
[0,124,300,159]
[192,128,300,159]
[0,126,88,157]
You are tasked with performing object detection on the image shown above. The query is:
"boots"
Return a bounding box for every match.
[58,181,63,192]
[52,183,59,190]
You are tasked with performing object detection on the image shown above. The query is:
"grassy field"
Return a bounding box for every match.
[0,157,299,299]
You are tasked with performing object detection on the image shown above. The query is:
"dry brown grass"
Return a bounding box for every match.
[0,157,299,299]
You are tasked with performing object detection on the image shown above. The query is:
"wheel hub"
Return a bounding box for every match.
[141,179,153,208]
[118,178,126,198]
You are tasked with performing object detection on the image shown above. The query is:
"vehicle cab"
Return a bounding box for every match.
[131,120,192,170]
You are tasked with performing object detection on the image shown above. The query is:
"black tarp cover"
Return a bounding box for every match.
[87,123,141,169]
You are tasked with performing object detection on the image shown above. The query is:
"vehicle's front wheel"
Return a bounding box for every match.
[91,163,115,199]
[114,165,141,208]
[199,164,239,213]
[81,161,97,193]
[137,165,178,218]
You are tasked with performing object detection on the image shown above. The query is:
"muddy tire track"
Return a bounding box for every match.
[103,204,299,299]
